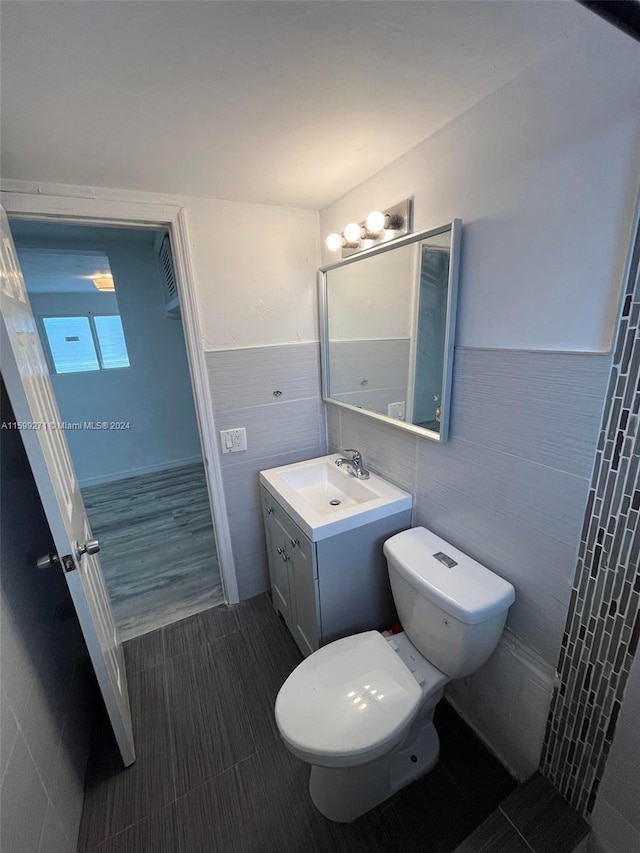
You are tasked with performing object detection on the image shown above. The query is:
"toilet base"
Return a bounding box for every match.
[308,713,441,823]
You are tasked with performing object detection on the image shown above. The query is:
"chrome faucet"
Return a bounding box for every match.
[335,449,370,480]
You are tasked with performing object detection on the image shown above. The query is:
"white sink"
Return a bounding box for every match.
[260,454,412,541]
[278,460,377,514]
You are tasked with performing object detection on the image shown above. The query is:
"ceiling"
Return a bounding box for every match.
[12,220,160,293]
[1,1,591,210]
[17,250,114,294]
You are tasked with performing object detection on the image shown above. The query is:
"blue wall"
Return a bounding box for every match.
[15,225,202,486]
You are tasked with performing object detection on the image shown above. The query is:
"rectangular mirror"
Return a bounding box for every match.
[320,220,461,442]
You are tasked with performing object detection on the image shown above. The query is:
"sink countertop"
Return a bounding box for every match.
[260,453,412,541]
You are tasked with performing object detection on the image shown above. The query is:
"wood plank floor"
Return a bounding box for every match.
[78,595,517,852]
[82,463,223,641]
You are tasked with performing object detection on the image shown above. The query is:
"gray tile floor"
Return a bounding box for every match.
[78,595,516,852]
[82,464,223,641]
[454,772,589,853]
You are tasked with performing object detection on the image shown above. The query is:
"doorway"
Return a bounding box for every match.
[11,218,224,639]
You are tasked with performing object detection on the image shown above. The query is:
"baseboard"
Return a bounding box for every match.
[78,455,203,488]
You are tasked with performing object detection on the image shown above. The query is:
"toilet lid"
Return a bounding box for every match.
[275,631,422,768]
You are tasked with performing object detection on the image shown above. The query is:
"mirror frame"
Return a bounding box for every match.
[319,219,461,443]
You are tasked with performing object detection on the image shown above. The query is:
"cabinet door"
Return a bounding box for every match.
[262,492,291,621]
[287,532,320,657]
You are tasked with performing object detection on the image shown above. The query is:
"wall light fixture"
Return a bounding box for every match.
[92,274,115,292]
[325,198,413,258]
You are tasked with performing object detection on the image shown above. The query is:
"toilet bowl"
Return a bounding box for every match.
[275,526,515,823]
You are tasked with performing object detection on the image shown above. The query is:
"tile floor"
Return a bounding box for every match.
[82,463,223,641]
[454,772,589,853]
[78,594,516,852]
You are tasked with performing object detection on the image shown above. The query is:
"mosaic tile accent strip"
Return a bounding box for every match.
[541,209,640,815]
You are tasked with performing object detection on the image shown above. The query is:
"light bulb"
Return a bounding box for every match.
[343,222,362,243]
[326,233,342,252]
[365,210,386,233]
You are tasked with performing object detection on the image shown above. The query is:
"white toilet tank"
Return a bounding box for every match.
[384,527,515,679]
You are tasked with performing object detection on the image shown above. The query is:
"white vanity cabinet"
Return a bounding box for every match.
[260,484,411,657]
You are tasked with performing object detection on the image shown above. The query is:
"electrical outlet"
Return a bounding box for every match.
[220,427,247,454]
[387,401,406,420]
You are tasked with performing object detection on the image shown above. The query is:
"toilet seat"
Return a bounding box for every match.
[275,631,424,768]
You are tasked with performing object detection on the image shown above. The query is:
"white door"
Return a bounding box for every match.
[0,207,135,766]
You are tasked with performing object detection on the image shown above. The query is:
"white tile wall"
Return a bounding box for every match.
[416,433,589,547]
[452,349,611,478]
[0,602,37,722]
[1,730,50,853]
[590,798,640,853]
[205,343,320,412]
[590,651,640,851]
[0,689,19,781]
[227,507,268,565]
[216,399,324,466]
[337,406,418,496]
[232,551,272,603]
[446,629,557,780]
[38,802,75,853]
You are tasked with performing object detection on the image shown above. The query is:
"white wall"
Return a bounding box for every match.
[183,197,321,351]
[320,23,640,353]
[15,229,203,486]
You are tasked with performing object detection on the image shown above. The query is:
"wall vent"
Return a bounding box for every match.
[156,233,180,317]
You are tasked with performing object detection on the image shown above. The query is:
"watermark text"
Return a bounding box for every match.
[1,421,132,431]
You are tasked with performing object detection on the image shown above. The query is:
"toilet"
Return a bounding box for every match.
[275,526,515,823]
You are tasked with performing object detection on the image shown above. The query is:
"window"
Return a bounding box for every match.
[93,315,130,369]
[42,316,100,373]
[42,314,130,374]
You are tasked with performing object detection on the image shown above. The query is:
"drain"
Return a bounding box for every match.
[329,499,341,506]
